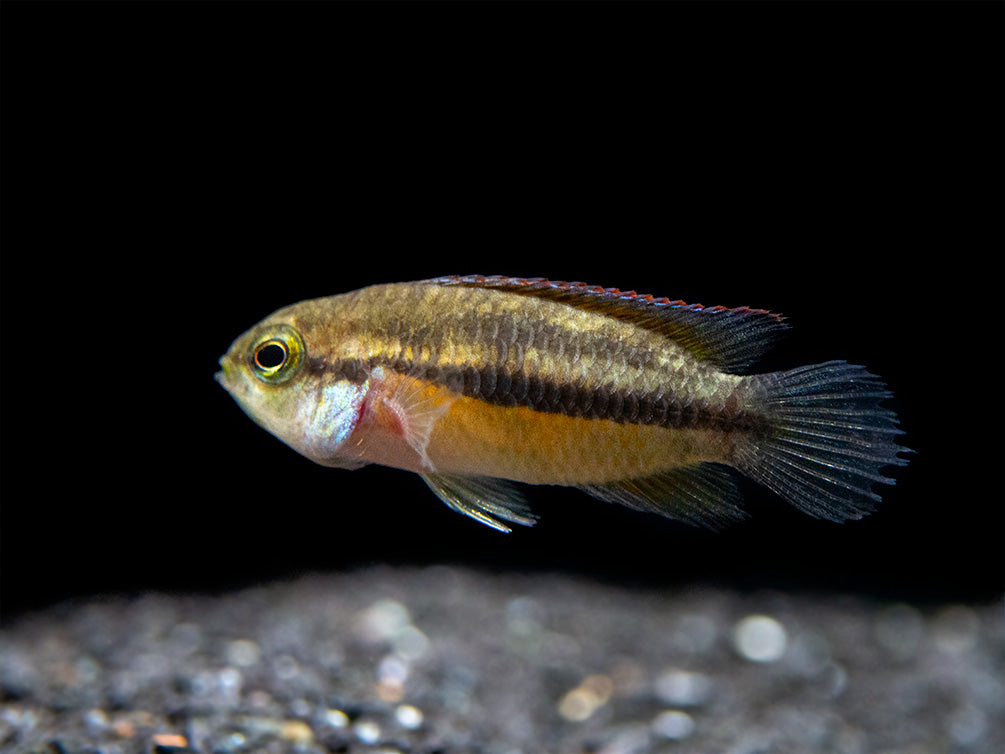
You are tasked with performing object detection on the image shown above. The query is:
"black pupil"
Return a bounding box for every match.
[256,342,287,370]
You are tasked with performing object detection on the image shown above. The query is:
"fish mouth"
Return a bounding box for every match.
[215,356,236,392]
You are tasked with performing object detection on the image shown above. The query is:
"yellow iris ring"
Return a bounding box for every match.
[250,325,305,384]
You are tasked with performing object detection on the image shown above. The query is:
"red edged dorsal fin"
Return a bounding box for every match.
[429,275,788,373]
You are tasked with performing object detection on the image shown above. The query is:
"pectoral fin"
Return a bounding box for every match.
[421,473,538,533]
[365,367,454,471]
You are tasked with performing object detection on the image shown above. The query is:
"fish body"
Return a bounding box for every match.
[217,276,909,531]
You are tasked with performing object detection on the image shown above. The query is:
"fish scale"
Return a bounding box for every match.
[320,283,727,429]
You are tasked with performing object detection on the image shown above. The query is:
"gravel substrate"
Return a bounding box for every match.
[1,566,1002,754]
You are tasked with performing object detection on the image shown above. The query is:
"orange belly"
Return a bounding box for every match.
[345,374,733,485]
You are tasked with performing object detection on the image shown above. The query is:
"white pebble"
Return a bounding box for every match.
[653,669,712,706]
[393,625,430,660]
[217,667,243,700]
[83,708,109,732]
[652,710,696,740]
[322,708,349,728]
[226,639,261,667]
[359,600,412,641]
[395,704,424,729]
[733,615,788,662]
[378,655,409,684]
[354,720,381,744]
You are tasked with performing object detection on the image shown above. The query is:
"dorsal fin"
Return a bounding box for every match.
[430,275,788,373]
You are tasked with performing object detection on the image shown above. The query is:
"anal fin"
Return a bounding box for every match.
[579,464,747,530]
[421,473,538,533]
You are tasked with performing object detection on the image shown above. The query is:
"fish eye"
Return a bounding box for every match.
[249,326,305,384]
[255,341,288,370]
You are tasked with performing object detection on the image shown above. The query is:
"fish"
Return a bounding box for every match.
[216,275,910,532]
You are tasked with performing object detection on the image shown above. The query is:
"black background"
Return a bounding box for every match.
[2,2,1002,619]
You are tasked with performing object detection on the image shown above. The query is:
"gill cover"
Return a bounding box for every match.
[305,379,369,466]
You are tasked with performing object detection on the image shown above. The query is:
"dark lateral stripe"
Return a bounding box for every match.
[309,356,767,433]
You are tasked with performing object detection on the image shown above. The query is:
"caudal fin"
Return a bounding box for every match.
[733,360,911,521]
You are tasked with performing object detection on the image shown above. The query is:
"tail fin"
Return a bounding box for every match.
[733,361,911,521]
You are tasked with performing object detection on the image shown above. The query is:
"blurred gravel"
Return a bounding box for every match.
[1,566,1002,754]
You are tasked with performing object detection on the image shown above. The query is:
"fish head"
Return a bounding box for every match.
[216,313,368,468]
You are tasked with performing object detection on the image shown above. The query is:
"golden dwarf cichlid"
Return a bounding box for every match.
[216,275,910,532]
